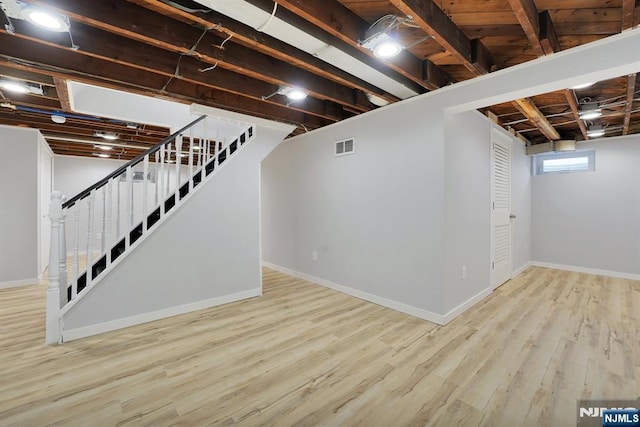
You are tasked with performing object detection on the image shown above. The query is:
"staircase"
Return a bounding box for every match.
[46,115,256,344]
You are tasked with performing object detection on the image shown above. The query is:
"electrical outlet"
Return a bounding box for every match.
[462,265,467,280]
[312,251,318,262]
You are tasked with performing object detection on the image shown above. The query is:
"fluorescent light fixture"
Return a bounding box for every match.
[95,131,118,140]
[586,124,605,138]
[92,152,111,158]
[0,80,30,94]
[94,144,113,151]
[571,82,595,90]
[578,102,602,120]
[24,7,70,32]
[277,86,307,101]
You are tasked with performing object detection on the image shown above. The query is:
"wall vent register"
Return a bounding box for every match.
[335,138,355,156]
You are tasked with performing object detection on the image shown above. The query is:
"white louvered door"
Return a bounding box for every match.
[491,130,512,289]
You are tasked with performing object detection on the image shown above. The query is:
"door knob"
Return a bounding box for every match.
[510,214,516,219]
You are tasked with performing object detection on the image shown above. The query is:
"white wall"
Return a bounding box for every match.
[511,137,532,275]
[0,125,52,286]
[262,103,447,316]
[442,111,492,314]
[38,134,54,275]
[532,135,640,276]
[62,124,293,337]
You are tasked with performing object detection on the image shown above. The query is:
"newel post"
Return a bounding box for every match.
[46,191,63,345]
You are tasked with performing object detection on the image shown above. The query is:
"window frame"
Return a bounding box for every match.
[534,150,595,175]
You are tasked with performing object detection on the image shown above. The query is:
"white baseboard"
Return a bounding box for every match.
[530,261,640,281]
[0,277,40,289]
[512,262,533,278]
[441,287,493,325]
[62,288,262,342]
[263,262,494,326]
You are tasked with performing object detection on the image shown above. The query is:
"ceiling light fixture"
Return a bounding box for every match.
[0,79,44,95]
[358,15,422,59]
[0,80,29,94]
[366,93,390,107]
[51,114,66,124]
[586,124,605,138]
[571,82,596,90]
[278,86,307,101]
[95,131,118,140]
[262,85,308,102]
[578,101,602,120]
[23,7,70,32]
[92,152,111,159]
[363,32,403,58]
[94,144,113,151]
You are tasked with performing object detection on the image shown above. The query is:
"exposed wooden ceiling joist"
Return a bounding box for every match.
[0,33,333,130]
[131,0,403,103]
[389,0,496,74]
[27,0,371,115]
[263,0,450,90]
[623,74,636,135]
[513,97,561,140]
[505,0,587,140]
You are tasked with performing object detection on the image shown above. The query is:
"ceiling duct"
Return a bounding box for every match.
[191,0,419,100]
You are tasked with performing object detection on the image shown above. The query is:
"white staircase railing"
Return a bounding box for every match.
[46,115,256,344]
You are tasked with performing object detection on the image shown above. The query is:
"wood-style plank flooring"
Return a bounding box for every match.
[0,267,638,426]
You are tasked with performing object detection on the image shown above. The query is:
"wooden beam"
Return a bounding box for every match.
[0,34,333,131]
[388,0,496,75]
[539,10,561,55]
[623,74,636,135]
[132,0,405,102]
[563,89,590,140]
[265,0,450,90]
[622,0,636,31]
[53,77,72,112]
[1,24,347,122]
[513,98,561,140]
[27,0,372,113]
[507,0,544,56]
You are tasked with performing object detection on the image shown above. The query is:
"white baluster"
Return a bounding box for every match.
[205,139,211,164]
[115,174,121,239]
[165,143,171,195]
[72,203,80,299]
[175,136,181,193]
[105,179,112,255]
[143,155,149,230]
[188,134,194,190]
[58,197,68,298]
[46,191,63,345]
[100,186,106,254]
[126,165,133,232]
[86,190,96,284]
[159,145,165,202]
[154,150,160,206]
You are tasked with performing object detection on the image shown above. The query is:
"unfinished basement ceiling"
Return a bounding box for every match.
[0,0,638,158]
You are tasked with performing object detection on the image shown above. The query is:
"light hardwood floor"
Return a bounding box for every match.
[0,267,638,426]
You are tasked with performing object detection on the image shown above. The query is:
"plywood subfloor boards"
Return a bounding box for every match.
[0,267,638,426]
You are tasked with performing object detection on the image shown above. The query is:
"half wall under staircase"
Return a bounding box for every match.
[46,110,295,343]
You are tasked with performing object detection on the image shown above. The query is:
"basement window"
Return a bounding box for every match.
[534,151,595,175]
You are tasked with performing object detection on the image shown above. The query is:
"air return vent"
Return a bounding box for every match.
[335,138,355,157]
